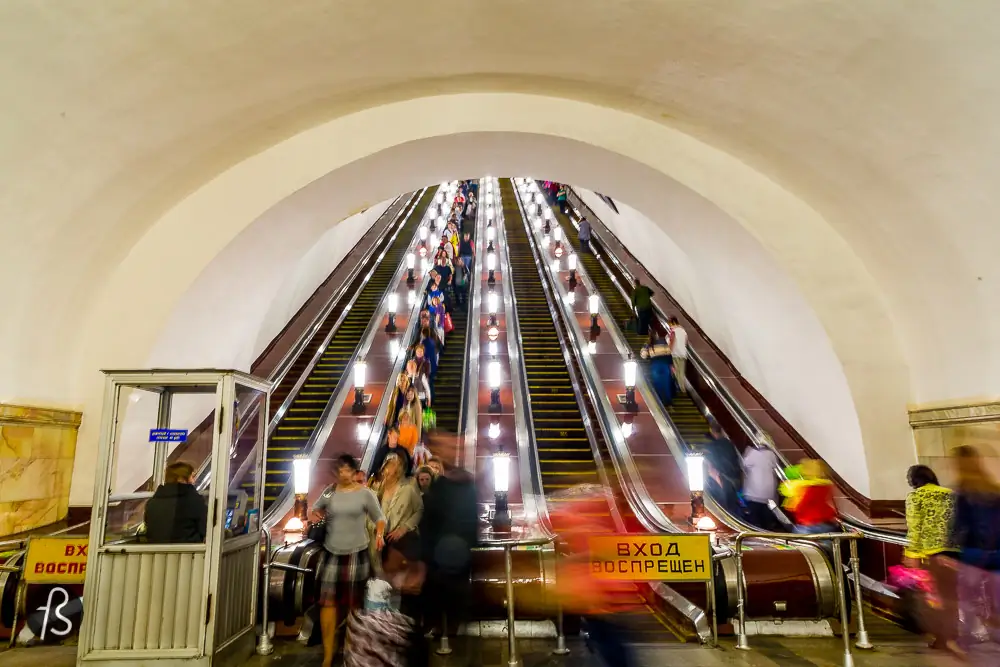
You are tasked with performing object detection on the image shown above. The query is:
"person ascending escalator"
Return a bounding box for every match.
[780,459,838,536]
[630,279,654,336]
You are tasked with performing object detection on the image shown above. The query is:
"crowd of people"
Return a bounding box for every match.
[308,181,480,667]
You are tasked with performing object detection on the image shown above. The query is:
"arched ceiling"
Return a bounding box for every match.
[1,2,996,501]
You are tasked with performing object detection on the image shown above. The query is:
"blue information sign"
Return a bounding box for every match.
[148,429,188,443]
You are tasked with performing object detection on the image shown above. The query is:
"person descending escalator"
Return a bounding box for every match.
[417,330,439,382]
[385,371,411,428]
[458,231,474,273]
[397,386,424,441]
[630,279,654,336]
[370,427,414,479]
[309,454,386,667]
[556,184,569,215]
[639,329,673,407]
[406,358,432,410]
[741,437,783,531]
[666,316,688,394]
[453,256,469,308]
[577,216,592,253]
[702,420,743,516]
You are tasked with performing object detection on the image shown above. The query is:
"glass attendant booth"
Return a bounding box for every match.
[77,370,270,667]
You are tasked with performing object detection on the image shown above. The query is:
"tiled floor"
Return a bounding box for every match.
[4,637,1000,666]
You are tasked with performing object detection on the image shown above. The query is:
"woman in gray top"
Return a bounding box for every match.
[309,454,385,667]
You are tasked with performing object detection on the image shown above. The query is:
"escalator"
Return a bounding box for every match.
[429,220,476,434]
[254,187,437,508]
[545,195,710,451]
[500,179,683,643]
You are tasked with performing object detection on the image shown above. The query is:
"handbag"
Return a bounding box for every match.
[443,312,454,334]
[307,485,335,545]
[422,407,437,429]
[383,538,427,595]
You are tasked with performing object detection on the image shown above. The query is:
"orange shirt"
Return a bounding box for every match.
[397,424,419,455]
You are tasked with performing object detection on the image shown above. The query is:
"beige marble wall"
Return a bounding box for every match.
[910,400,1000,488]
[0,403,81,536]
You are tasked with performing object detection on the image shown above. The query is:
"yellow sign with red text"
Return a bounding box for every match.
[24,537,90,584]
[588,534,712,582]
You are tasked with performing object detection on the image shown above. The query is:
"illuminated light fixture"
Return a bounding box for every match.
[406,252,416,285]
[541,234,551,248]
[491,449,512,532]
[486,223,496,249]
[407,289,416,307]
[352,359,368,414]
[551,259,560,274]
[622,419,635,439]
[587,340,597,355]
[487,290,499,325]
[488,360,502,413]
[488,340,498,356]
[486,193,494,206]
[534,193,544,206]
[487,205,494,221]
[695,515,717,532]
[686,454,707,526]
[623,352,638,412]
[389,338,401,360]
[554,244,564,259]
[528,203,537,217]
[357,420,372,442]
[419,226,428,241]
[421,256,431,275]
[487,323,500,344]
[289,454,311,535]
[385,292,399,333]
[568,253,578,282]
[418,244,427,258]
[436,192,445,204]
[487,251,497,286]
[533,217,543,232]
[489,421,501,440]
[553,227,563,244]
[565,291,576,306]
[544,208,553,221]
[589,294,601,334]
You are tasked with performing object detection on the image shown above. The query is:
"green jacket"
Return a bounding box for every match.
[631,285,653,311]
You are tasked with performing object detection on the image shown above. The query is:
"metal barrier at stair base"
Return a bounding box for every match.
[734,531,872,667]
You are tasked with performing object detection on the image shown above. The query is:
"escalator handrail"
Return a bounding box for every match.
[564,188,907,541]
[265,189,424,438]
[194,192,416,491]
[516,181,670,536]
[517,181,711,642]
[497,179,557,536]
[458,179,485,468]
[263,187,439,527]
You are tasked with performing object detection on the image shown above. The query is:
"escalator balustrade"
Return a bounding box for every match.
[253,188,438,508]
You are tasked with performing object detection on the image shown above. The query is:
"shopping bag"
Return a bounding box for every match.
[412,442,431,468]
[422,407,437,430]
[364,578,394,612]
[345,609,413,667]
[443,312,454,334]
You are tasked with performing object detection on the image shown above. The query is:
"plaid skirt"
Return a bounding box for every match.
[319,549,370,609]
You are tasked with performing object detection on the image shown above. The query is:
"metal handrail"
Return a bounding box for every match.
[262,187,439,527]
[734,531,873,666]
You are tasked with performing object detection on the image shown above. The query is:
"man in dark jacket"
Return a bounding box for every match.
[630,279,654,335]
[702,420,743,515]
[370,427,413,478]
[144,462,208,543]
[410,432,478,666]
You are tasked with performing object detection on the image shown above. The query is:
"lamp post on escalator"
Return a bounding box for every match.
[623,353,638,413]
[589,294,601,335]
[568,252,578,289]
[352,359,368,414]
[686,454,717,534]
[487,290,499,327]
[385,291,398,333]
[487,249,497,287]
[488,359,502,413]
[486,222,496,252]
[406,252,416,287]
[284,454,311,540]
[491,448,512,533]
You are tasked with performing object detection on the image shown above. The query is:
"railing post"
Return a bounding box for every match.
[832,538,854,667]
[734,535,750,650]
[256,528,274,656]
[504,544,519,667]
[552,548,570,655]
[436,612,453,655]
[848,539,873,649]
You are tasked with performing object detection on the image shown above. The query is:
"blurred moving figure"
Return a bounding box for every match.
[702,420,742,516]
[780,458,837,536]
[549,485,635,667]
[741,438,782,531]
[902,464,958,652]
[949,445,1000,650]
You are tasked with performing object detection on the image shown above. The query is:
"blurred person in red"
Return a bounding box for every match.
[549,484,636,667]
